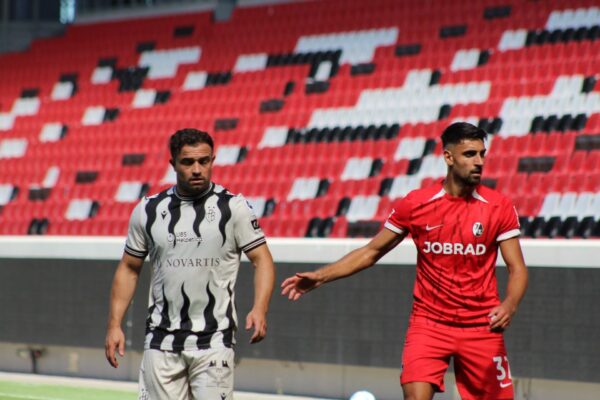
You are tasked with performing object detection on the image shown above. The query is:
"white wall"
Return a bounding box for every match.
[0,236,597,268]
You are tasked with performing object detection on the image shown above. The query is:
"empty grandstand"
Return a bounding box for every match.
[0,1,599,399]
[0,0,598,239]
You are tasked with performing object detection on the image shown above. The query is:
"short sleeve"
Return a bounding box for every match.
[383,196,413,235]
[232,195,266,253]
[496,197,521,242]
[124,200,149,259]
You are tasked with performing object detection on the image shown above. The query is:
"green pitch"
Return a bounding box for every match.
[0,380,136,400]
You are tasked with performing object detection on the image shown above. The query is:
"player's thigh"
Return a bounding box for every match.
[187,347,235,400]
[454,331,514,400]
[400,322,453,393]
[139,349,190,400]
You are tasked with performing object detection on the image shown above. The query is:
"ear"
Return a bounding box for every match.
[443,148,453,166]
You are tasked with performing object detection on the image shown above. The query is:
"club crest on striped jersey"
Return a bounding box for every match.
[472,222,484,237]
[207,206,216,222]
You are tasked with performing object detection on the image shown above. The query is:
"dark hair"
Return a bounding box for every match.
[441,122,487,148]
[169,128,214,160]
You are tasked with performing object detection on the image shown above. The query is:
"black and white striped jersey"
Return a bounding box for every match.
[124,183,266,351]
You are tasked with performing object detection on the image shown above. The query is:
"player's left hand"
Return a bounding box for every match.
[245,308,267,343]
[488,301,516,331]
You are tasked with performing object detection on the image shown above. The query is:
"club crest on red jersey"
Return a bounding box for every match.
[472,222,484,237]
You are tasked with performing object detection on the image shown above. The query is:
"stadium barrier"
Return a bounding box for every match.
[0,237,598,399]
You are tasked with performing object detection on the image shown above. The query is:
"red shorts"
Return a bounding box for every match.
[400,317,514,400]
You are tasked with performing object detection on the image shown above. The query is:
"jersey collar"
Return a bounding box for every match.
[173,182,214,201]
[432,182,489,203]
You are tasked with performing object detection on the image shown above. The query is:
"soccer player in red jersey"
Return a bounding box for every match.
[281,122,528,400]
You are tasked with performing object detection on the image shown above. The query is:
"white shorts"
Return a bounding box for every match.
[139,347,234,400]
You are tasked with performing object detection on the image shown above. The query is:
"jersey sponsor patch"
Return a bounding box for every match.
[167,231,203,245]
[423,241,486,255]
[251,219,260,230]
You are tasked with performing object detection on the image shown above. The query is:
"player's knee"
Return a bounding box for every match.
[402,382,435,400]
[403,395,432,400]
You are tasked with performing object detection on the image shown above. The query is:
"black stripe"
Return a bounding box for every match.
[222,282,235,346]
[148,329,168,350]
[167,195,182,247]
[171,284,192,351]
[157,285,171,329]
[241,237,266,252]
[145,304,156,334]
[150,286,171,349]
[196,329,233,349]
[148,329,232,351]
[243,241,266,253]
[203,282,218,331]
[144,190,170,245]
[216,191,234,247]
[179,283,192,331]
[192,196,208,246]
[124,245,147,258]
[198,282,217,348]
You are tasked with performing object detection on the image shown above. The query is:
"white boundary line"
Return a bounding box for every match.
[0,393,65,400]
[0,372,136,391]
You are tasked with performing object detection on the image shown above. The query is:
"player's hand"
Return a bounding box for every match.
[105,326,125,368]
[488,301,516,331]
[245,308,267,344]
[281,271,323,301]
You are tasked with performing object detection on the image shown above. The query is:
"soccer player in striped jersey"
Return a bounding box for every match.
[106,129,275,400]
[282,122,528,400]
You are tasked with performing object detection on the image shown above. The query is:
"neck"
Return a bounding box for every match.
[175,182,212,199]
[443,175,474,198]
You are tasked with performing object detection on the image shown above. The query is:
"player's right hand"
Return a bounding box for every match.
[105,326,125,368]
[281,272,323,300]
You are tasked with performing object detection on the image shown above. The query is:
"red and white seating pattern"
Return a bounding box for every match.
[0,0,598,237]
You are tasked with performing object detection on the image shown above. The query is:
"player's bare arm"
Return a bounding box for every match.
[488,237,528,331]
[281,228,406,301]
[105,253,144,368]
[245,243,275,343]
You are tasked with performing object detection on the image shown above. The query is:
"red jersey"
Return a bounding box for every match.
[384,181,520,328]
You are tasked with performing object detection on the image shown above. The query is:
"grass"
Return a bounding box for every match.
[0,374,329,400]
[0,380,136,400]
